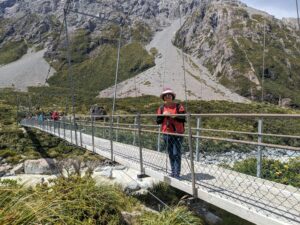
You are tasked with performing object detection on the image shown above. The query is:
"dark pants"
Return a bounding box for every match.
[163,134,183,177]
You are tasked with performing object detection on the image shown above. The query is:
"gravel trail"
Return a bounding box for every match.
[0,49,55,91]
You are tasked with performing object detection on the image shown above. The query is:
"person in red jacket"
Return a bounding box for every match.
[156,88,186,179]
[51,111,59,121]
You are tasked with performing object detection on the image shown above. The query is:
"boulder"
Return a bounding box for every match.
[121,211,142,225]
[124,181,140,194]
[205,212,222,225]
[24,158,58,175]
[98,166,113,178]
[10,163,24,175]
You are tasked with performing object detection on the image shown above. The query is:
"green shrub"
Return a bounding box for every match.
[0,149,17,158]
[233,157,300,187]
[0,40,28,65]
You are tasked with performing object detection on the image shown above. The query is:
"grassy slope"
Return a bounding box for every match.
[0,40,28,65]
[48,42,154,95]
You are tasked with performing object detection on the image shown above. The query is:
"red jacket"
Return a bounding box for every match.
[51,111,59,121]
[156,103,185,134]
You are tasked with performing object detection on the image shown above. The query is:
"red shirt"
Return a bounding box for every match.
[156,103,185,134]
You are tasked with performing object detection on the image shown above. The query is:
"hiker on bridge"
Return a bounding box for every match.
[156,88,186,179]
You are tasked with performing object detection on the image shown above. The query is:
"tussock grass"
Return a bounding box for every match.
[138,206,203,225]
[0,176,136,224]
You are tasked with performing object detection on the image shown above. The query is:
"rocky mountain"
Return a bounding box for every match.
[0,0,299,106]
[173,0,300,106]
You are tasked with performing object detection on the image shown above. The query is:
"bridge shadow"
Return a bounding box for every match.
[25,127,51,158]
[181,173,215,181]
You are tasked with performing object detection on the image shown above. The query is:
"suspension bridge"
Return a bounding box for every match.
[14,1,300,224]
[20,114,300,225]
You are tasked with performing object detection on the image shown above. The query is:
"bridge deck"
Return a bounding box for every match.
[24,124,300,225]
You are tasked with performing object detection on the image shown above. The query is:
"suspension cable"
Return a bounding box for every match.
[261,20,266,102]
[178,2,189,112]
[296,0,300,31]
[112,25,123,116]
[64,0,78,144]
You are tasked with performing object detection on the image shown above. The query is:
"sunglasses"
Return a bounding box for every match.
[163,94,173,98]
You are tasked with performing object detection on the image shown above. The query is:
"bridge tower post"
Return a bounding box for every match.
[63,117,66,139]
[157,125,161,152]
[91,116,95,153]
[116,116,119,142]
[133,116,137,146]
[187,113,197,198]
[137,113,146,179]
[70,117,73,144]
[195,117,201,162]
[257,119,263,178]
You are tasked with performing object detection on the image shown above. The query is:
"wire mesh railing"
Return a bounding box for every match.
[21,113,300,225]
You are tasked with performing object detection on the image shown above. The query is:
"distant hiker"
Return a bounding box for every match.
[156,88,186,179]
[51,111,59,121]
[90,105,107,120]
[38,112,44,125]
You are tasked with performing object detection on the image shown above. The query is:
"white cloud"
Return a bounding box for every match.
[241,0,299,19]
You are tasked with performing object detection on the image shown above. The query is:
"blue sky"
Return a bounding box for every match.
[241,0,299,19]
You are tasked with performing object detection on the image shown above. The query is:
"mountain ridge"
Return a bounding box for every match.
[0,0,299,107]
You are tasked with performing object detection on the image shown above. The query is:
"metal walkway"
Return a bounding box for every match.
[21,114,300,225]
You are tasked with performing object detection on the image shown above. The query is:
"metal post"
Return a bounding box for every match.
[116,116,119,142]
[187,113,197,198]
[157,125,161,152]
[58,120,60,137]
[109,114,114,161]
[195,117,201,162]
[257,119,263,178]
[79,124,83,147]
[63,117,66,139]
[70,117,73,144]
[133,116,137,145]
[103,117,106,137]
[137,113,145,178]
[91,117,95,153]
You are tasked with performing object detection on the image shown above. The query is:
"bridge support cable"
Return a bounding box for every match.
[296,0,300,31]
[178,2,189,112]
[178,1,199,197]
[261,20,266,102]
[109,24,123,161]
[63,1,78,146]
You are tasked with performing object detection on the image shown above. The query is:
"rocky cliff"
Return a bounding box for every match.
[173,0,300,106]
